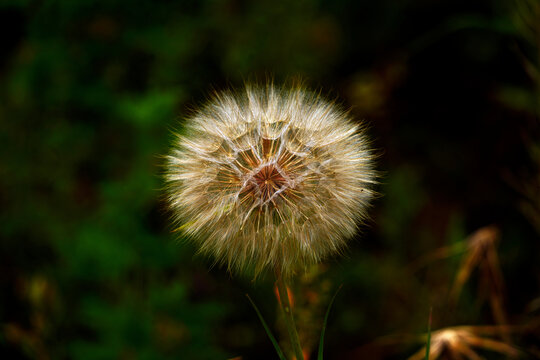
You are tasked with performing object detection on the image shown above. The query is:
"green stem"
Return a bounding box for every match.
[275,270,304,360]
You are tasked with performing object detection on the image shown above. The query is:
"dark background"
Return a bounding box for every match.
[1,0,539,359]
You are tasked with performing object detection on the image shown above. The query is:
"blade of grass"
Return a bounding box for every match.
[318,285,343,360]
[246,294,287,360]
[424,307,433,360]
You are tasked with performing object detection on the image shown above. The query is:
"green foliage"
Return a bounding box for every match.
[317,285,341,360]
[247,295,287,360]
[424,308,432,360]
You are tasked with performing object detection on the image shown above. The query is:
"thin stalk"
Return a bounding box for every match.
[275,270,304,360]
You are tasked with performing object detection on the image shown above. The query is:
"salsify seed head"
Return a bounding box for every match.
[166,83,376,278]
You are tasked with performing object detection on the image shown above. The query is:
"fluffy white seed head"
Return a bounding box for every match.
[166,83,376,278]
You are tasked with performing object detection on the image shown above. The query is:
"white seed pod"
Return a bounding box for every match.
[166,83,376,278]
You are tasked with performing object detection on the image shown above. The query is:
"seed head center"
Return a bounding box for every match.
[253,164,287,202]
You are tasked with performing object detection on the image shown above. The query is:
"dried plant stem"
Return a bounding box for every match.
[275,270,304,360]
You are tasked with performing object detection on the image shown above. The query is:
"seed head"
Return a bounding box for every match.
[165,83,376,278]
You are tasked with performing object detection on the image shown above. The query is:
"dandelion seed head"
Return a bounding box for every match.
[166,83,376,278]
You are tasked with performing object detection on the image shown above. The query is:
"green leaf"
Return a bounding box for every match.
[246,294,286,360]
[318,285,342,360]
[424,307,433,360]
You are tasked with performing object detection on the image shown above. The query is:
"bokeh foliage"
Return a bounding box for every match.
[1,0,539,359]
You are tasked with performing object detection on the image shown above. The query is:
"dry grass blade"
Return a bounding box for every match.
[408,326,521,360]
[408,242,468,273]
[450,226,500,303]
[449,225,511,343]
[464,335,520,357]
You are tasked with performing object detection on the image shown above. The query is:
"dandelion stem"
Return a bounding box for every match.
[275,271,304,360]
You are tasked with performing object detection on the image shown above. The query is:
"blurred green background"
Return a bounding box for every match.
[1,0,540,359]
